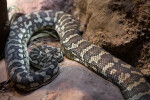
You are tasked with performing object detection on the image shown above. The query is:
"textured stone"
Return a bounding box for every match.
[0,58,124,100]
[0,36,124,100]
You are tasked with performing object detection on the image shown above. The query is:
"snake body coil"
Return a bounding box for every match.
[5,10,150,100]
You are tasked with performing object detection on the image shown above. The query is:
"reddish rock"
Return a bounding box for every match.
[0,60,8,82]
[0,58,124,100]
[7,0,76,17]
[0,36,124,100]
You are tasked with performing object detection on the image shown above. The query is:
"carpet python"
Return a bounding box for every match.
[29,45,64,70]
[5,10,150,100]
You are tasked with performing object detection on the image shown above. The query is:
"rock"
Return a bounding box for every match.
[7,0,76,18]
[0,60,8,82]
[0,54,124,100]
[0,36,124,100]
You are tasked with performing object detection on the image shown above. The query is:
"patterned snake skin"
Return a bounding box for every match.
[29,45,64,70]
[5,10,150,100]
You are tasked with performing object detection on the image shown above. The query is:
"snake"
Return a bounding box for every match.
[5,10,150,100]
[29,45,64,70]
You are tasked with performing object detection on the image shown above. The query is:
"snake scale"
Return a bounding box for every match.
[5,10,150,100]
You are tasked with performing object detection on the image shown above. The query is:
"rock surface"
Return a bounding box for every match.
[7,0,76,17]
[1,32,124,100]
[0,37,124,100]
[0,58,124,100]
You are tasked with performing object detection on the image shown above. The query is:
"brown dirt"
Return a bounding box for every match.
[76,0,150,79]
